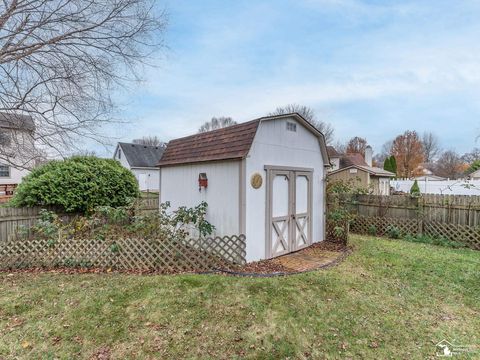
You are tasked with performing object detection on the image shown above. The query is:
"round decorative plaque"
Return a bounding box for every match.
[250,173,263,189]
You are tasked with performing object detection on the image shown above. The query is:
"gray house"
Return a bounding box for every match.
[113,142,164,191]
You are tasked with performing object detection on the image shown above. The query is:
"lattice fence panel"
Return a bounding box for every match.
[326,220,349,245]
[350,216,421,237]
[0,234,246,271]
[185,235,247,265]
[424,221,480,250]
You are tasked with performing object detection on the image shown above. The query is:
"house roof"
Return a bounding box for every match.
[413,175,446,181]
[158,120,259,166]
[118,142,165,168]
[327,146,340,158]
[158,113,330,167]
[341,153,368,167]
[329,164,396,177]
[0,112,35,132]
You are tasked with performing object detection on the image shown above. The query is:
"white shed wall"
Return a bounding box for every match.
[132,168,160,191]
[244,117,326,261]
[160,161,240,237]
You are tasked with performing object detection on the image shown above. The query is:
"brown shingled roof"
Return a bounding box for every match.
[158,119,260,166]
[327,146,340,158]
[341,153,368,167]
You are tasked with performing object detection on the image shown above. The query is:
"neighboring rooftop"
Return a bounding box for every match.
[357,165,396,177]
[329,151,395,177]
[327,146,340,158]
[118,142,165,168]
[329,163,395,177]
[341,153,368,167]
[0,112,35,132]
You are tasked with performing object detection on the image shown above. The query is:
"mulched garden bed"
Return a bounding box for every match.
[218,241,351,276]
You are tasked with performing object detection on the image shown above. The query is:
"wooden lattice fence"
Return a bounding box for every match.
[328,194,480,250]
[350,216,421,237]
[423,221,480,250]
[326,220,349,245]
[0,234,246,271]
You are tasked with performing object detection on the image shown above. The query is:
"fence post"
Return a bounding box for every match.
[417,196,423,236]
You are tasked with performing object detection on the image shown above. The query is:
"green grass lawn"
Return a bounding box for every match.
[0,235,479,359]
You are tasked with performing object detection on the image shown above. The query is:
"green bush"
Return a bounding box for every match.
[368,224,377,236]
[11,156,139,213]
[18,202,215,247]
[386,225,401,239]
[466,160,480,174]
[410,180,421,196]
[383,155,397,175]
[390,156,397,174]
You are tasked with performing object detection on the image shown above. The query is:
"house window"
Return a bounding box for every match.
[118,149,121,159]
[286,122,297,132]
[0,164,10,177]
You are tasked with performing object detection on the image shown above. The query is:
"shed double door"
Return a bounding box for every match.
[267,168,313,258]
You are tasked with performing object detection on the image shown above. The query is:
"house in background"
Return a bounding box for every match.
[158,113,330,261]
[469,169,480,180]
[327,146,341,171]
[328,146,395,195]
[0,112,36,195]
[113,142,164,191]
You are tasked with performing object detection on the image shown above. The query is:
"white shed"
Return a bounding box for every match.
[158,113,330,261]
[113,142,164,191]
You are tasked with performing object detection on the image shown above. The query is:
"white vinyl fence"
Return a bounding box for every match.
[391,179,480,195]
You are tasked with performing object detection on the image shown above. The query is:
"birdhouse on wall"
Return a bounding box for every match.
[198,173,208,191]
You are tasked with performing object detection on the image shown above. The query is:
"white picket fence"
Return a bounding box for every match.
[391,179,480,195]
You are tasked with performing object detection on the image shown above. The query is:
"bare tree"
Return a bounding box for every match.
[372,140,393,166]
[72,150,97,157]
[198,117,237,133]
[0,0,167,168]
[461,148,480,164]
[332,140,346,154]
[132,136,166,147]
[268,104,335,144]
[346,136,368,156]
[422,132,441,163]
[434,150,465,179]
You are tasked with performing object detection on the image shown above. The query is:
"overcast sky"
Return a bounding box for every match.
[96,0,480,156]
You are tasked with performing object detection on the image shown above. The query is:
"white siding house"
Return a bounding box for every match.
[0,112,36,188]
[159,113,330,261]
[327,146,341,172]
[113,142,164,191]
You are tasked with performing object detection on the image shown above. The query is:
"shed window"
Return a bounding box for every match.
[286,122,297,132]
[0,164,10,177]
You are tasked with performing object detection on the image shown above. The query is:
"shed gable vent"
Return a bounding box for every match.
[286,122,297,132]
